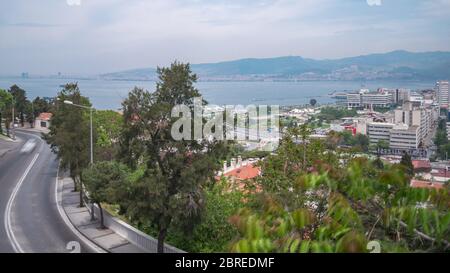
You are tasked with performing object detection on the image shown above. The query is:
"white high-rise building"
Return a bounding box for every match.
[393,102,438,147]
[436,81,449,108]
[389,124,420,150]
[367,122,394,145]
[346,90,393,109]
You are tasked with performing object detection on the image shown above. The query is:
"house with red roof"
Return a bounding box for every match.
[410,179,445,190]
[412,160,432,173]
[35,112,52,130]
[216,157,262,192]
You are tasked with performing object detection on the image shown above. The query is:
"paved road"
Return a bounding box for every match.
[0,130,94,253]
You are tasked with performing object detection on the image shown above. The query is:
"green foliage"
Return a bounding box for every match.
[144,180,245,253]
[32,96,53,119]
[239,150,271,160]
[280,116,298,129]
[82,161,129,228]
[82,161,128,204]
[8,85,29,126]
[93,110,123,161]
[377,140,390,150]
[435,118,450,160]
[317,107,357,122]
[327,131,369,152]
[400,152,414,177]
[230,133,450,253]
[44,83,91,206]
[0,89,13,134]
[118,62,230,252]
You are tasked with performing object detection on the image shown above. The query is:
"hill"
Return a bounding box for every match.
[100,50,450,81]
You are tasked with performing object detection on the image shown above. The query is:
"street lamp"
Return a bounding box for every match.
[63,100,94,165]
[64,100,95,216]
[11,97,15,140]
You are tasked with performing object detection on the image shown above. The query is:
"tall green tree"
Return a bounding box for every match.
[8,85,28,127]
[435,118,449,159]
[0,89,13,135]
[376,139,390,150]
[82,161,129,229]
[93,110,123,161]
[400,152,414,177]
[119,62,228,253]
[32,97,53,116]
[44,83,91,207]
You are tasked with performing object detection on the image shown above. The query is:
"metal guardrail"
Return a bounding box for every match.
[82,190,185,253]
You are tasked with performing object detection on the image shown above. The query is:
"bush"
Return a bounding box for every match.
[140,180,245,252]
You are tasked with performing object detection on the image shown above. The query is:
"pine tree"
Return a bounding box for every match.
[400,152,414,177]
[119,62,229,253]
[44,83,91,207]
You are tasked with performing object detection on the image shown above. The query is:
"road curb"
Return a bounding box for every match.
[57,165,185,253]
[55,164,108,253]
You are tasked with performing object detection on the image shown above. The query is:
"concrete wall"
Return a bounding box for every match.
[89,204,185,253]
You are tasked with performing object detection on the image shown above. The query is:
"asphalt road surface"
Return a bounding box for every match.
[0,130,94,253]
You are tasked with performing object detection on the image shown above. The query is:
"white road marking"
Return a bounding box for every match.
[4,153,40,253]
[5,130,105,253]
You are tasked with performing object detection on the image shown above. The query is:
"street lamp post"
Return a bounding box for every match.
[11,97,15,140]
[64,100,95,217]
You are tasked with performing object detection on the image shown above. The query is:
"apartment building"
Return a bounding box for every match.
[367,122,394,145]
[347,93,362,108]
[389,124,420,150]
[447,122,450,140]
[347,90,393,109]
[436,80,449,109]
[383,88,411,105]
[393,102,438,146]
[361,92,392,108]
[367,122,422,150]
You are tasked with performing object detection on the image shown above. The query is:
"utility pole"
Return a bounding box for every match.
[11,98,15,140]
[90,107,93,165]
[31,101,35,128]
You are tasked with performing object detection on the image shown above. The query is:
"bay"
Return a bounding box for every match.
[0,77,435,110]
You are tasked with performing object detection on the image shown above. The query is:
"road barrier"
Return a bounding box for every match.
[83,196,185,253]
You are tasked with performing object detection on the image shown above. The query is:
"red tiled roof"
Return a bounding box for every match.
[222,164,261,181]
[410,179,445,190]
[412,160,431,170]
[37,112,52,121]
[432,168,450,178]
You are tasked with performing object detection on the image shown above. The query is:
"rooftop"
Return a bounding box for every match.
[412,160,431,171]
[222,164,261,181]
[36,112,53,121]
[410,179,445,190]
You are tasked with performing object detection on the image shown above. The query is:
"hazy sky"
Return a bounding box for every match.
[1,0,450,75]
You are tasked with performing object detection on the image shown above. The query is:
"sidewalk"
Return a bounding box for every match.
[0,134,20,158]
[59,176,146,253]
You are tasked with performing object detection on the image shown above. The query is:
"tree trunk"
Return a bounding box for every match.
[90,203,96,221]
[98,202,105,229]
[71,175,78,192]
[79,177,84,208]
[5,117,10,137]
[157,228,167,253]
[20,112,24,127]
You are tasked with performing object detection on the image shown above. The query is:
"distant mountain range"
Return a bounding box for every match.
[100,50,450,81]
